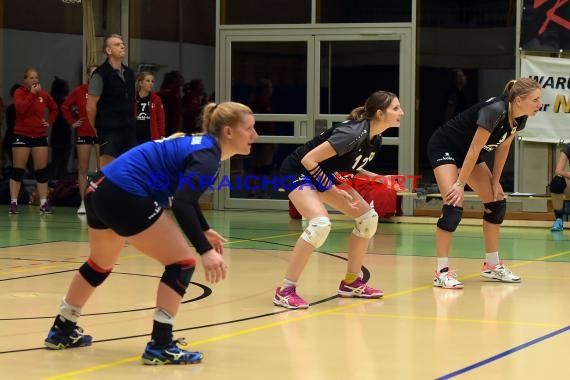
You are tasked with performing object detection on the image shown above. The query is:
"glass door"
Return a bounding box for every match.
[218,28,413,211]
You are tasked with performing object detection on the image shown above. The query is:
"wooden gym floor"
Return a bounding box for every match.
[0,206,568,379]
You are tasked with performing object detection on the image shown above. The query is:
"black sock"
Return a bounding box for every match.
[151,320,173,348]
[54,315,77,334]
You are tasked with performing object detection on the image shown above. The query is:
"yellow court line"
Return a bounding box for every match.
[25,245,570,378]
[41,284,433,380]
[456,250,570,282]
[329,312,566,329]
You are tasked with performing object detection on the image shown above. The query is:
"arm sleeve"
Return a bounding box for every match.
[156,98,166,137]
[172,196,213,254]
[61,90,77,126]
[88,74,103,96]
[171,149,219,254]
[14,89,36,115]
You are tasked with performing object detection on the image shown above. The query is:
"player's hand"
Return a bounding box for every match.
[200,249,228,283]
[492,182,504,201]
[204,228,227,255]
[72,118,84,128]
[445,183,464,207]
[31,83,41,94]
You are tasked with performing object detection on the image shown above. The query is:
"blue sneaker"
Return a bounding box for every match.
[551,218,564,232]
[142,338,203,365]
[44,325,92,349]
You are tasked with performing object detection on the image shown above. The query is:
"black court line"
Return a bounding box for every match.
[0,237,372,355]
[435,325,570,379]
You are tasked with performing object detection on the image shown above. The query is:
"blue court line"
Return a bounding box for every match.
[435,325,570,379]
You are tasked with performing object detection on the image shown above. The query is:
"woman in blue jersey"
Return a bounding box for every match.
[44,102,257,365]
[273,91,405,309]
[427,78,542,289]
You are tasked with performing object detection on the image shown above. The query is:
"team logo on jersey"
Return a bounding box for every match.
[435,152,455,163]
[191,135,203,144]
[483,132,507,152]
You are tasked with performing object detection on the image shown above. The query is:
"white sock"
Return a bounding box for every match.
[11,198,17,204]
[59,298,82,323]
[40,198,47,206]
[281,279,297,290]
[485,252,500,267]
[437,257,449,272]
[154,308,175,325]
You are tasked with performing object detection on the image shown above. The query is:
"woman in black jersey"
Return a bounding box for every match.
[427,78,542,289]
[44,102,257,365]
[274,91,405,309]
[548,144,570,232]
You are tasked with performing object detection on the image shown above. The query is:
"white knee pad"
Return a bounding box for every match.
[352,208,378,238]
[301,217,331,248]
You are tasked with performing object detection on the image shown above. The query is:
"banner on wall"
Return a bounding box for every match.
[518,55,570,143]
[520,0,570,52]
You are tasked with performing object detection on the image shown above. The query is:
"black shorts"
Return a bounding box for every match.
[76,135,99,145]
[427,131,485,169]
[85,173,163,236]
[98,128,137,158]
[280,155,328,193]
[12,134,49,148]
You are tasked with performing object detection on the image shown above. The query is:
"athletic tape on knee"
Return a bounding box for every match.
[437,204,463,232]
[78,258,112,287]
[550,176,566,194]
[34,167,49,183]
[301,216,331,248]
[160,259,196,297]
[483,199,507,224]
[352,208,379,238]
[10,168,25,182]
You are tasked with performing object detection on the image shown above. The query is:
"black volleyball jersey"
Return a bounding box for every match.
[290,119,382,181]
[433,95,528,160]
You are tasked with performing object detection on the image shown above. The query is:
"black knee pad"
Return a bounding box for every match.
[550,176,566,194]
[483,199,507,224]
[10,168,26,182]
[437,204,463,232]
[35,167,49,183]
[79,259,112,287]
[161,259,196,297]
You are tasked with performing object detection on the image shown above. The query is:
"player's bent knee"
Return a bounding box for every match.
[79,258,113,287]
[34,167,49,183]
[160,259,196,297]
[10,168,26,182]
[437,204,463,232]
[483,199,507,224]
[352,208,379,238]
[301,216,331,248]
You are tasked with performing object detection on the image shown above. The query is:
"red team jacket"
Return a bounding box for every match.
[137,92,165,140]
[61,84,96,137]
[14,86,58,138]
